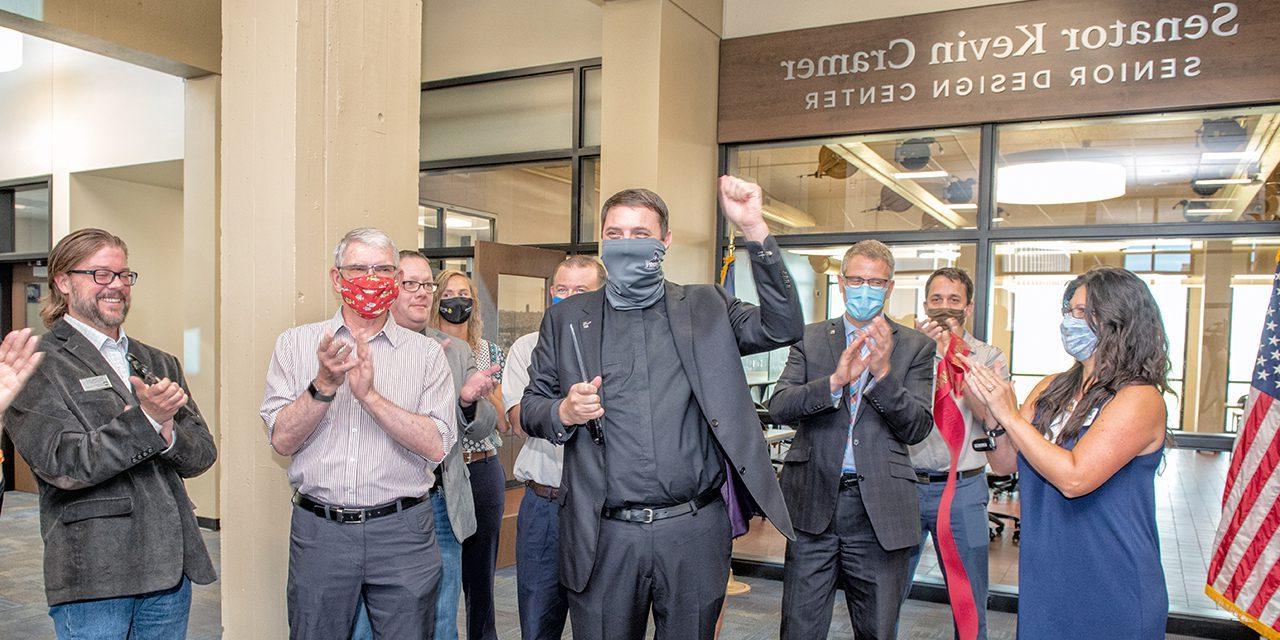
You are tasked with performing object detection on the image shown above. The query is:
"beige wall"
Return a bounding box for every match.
[721,0,1023,38]
[68,174,184,357]
[421,0,602,81]
[2,0,219,76]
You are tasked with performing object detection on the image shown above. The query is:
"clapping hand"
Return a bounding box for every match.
[958,354,1018,426]
[460,365,501,405]
[865,316,893,380]
[315,333,358,395]
[0,329,43,413]
[131,375,188,445]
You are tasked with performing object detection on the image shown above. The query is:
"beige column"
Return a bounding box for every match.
[183,75,221,520]
[600,0,723,284]
[219,1,422,636]
[1194,241,1235,433]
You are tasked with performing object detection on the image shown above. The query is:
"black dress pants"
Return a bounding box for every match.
[568,498,732,640]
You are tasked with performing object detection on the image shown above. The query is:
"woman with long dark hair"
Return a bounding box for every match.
[961,267,1170,639]
[428,269,506,640]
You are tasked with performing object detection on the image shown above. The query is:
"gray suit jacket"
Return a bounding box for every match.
[768,317,935,551]
[422,326,496,542]
[3,319,218,605]
[521,236,805,592]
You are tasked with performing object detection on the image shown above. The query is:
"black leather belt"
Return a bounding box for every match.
[294,494,424,524]
[526,481,562,502]
[840,473,863,489]
[915,467,986,484]
[602,487,721,524]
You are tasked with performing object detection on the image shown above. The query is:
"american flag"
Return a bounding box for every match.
[1206,255,1280,640]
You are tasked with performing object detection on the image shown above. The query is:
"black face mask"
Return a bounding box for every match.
[438,297,474,325]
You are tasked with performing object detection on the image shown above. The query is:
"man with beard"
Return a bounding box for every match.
[4,228,218,639]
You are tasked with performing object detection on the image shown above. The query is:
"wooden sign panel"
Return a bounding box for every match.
[718,0,1280,142]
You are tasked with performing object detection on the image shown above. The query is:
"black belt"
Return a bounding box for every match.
[840,473,863,489]
[602,487,722,524]
[915,467,986,484]
[294,494,424,524]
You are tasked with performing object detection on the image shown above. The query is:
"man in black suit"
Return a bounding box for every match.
[768,239,935,640]
[4,228,217,639]
[521,176,804,640]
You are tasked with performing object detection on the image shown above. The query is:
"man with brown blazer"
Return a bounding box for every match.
[4,228,217,639]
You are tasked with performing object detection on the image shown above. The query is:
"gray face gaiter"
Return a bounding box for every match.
[600,238,667,311]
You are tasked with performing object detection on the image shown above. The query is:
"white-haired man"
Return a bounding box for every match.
[260,227,457,639]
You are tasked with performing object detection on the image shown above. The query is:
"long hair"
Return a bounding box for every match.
[428,269,483,349]
[1031,267,1173,444]
[42,228,129,328]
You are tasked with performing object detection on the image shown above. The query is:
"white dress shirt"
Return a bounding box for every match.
[503,331,564,487]
[63,314,173,452]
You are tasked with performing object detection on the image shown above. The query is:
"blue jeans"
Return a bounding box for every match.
[349,491,458,640]
[49,577,191,640]
[906,471,991,640]
[432,490,463,640]
[516,486,568,640]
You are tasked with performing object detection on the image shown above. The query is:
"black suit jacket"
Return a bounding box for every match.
[521,237,804,592]
[3,319,217,606]
[768,317,934,551]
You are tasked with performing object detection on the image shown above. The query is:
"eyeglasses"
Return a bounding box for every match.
[842,276,891,289]
[400,280,438,293]
[1062,305,1091,320]
[338,264,398,280]
[68,269,139,286]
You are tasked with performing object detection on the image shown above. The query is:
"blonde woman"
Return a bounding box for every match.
[428,269,506,640]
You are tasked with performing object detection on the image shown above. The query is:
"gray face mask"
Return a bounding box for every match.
[600,238,666,311]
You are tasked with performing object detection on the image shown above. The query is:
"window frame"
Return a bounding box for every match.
[418,58,602,262]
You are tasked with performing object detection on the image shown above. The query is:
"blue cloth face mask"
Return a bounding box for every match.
[600,238,667,311]
[843,284,886,322]
[1060,315,1099,361]
[550,296,565,305]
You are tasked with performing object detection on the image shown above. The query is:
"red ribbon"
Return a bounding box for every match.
[932,334,980,640]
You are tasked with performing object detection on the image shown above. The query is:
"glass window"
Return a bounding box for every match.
[421,72,574,162]
[727,128,981,236]
[994,105,1280,227]
[734,243,976,387]
[579,156,601,243]
[582,67,602,148]
[988,237,1280,434]
[1,183,50,255]
[419,161,573,246]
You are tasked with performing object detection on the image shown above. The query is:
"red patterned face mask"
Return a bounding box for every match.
[338,275,399,319]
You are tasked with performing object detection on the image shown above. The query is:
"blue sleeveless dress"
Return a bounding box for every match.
[1016,419,1167,639]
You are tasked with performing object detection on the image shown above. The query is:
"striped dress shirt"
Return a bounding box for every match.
[260,310,457,507]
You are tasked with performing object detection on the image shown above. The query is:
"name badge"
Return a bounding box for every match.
[79,375,113,392]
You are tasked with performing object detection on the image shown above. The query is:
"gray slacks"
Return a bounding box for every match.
[781,482,912,640]
[568,498,732,640]
[287,500,441,639]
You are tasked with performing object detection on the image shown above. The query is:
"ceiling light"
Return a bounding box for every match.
[893,170,949,180]
[997,160,1126,205]
[1193,177,1253,186]
[0,28,21,73]
[14,203,28,210]
[946,203,977,210]
[1180,208,1233,214]
[446,216,479,229]
[1201,151,1261,163]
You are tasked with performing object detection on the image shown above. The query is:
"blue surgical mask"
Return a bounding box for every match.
[1060,315,1098,361]
[550,296,565,305]
[844,284,886,322]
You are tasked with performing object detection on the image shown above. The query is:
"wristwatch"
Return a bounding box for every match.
[307,380,336,403]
